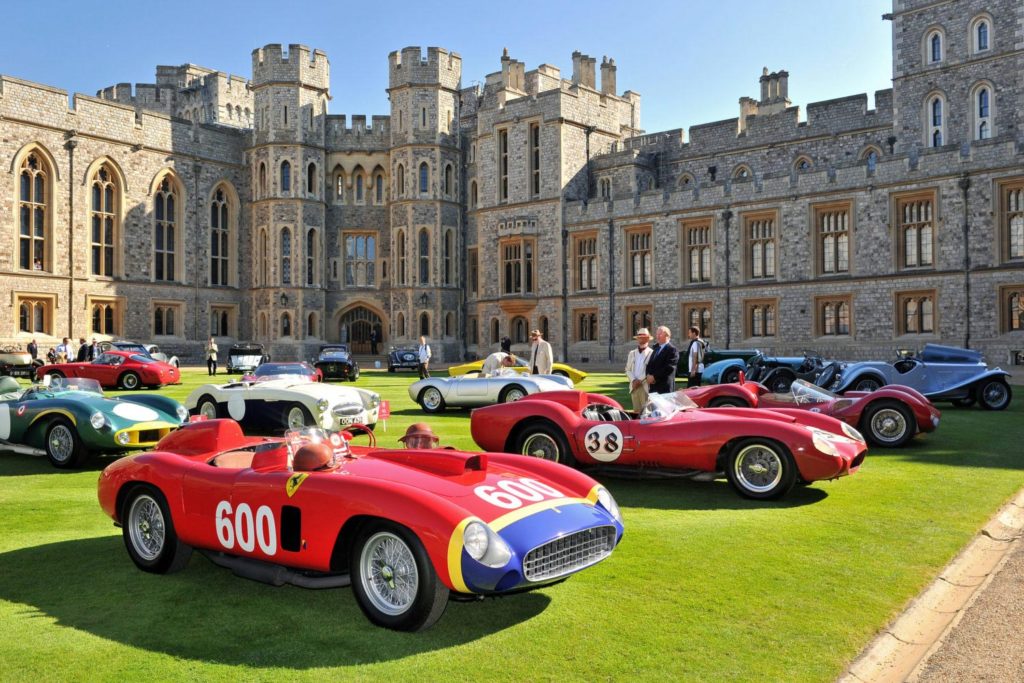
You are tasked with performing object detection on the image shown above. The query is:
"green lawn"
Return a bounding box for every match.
[1,369,1022,682]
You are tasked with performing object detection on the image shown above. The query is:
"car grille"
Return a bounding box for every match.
[124,427,173,446]
[332,404,362,417]
[523,525,617,582]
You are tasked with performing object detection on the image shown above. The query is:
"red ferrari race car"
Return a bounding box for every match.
[686,378,940,448]
[37,350,180,390]
[97,420,624,632]
[470,390,867,500]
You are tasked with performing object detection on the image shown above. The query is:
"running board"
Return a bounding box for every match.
[198,550,351,589]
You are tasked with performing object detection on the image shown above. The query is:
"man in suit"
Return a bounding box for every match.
[528,329,553,375]
[645,325,679,394]
[625,327,654,412]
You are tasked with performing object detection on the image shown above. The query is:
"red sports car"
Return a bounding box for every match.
[686,378,940,448]
[97,420,624,632]
[37,350,180,390]
[471,390,867,500]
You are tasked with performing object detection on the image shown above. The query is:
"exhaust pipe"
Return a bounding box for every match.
[198,550,351,589]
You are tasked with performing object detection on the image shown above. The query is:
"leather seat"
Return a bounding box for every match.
[211,450,256,469]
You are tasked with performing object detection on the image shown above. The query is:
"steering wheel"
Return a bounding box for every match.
[341,423,376,447]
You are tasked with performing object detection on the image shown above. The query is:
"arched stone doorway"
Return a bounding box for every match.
[338,306,385,353]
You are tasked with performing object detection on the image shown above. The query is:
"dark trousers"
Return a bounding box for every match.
[208,359,217,375]
[418,363,430,379]
[688,372,702,388]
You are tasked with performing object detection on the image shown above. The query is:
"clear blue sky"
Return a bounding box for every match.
[3,0,893,135]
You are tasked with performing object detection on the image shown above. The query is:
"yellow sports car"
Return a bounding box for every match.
[448,356,587,383]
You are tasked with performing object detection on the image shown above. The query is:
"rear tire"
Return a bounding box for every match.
[195,395,219,420]
[721,367,741,384]
[725,439,796,500]
[766,372,794,394]
[499,384,527,403]
[283,403,314,429]
[45,417,86,469]
[514,422,578,467]
[852,377,883,392]
[861,400,914,448]
[976,378,1011,411]
[350,521,449,632]
[119,371,141,390]
[121,485,192,574]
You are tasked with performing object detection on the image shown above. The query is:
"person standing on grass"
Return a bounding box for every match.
[206,337,219,376]
[528,329,552,375]
[417,336,432,379]
[685,326,706,388]
[645,325,679,394]
[625,327,654,412]
[27,339,38,361]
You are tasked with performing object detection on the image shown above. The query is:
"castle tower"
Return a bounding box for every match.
[387,47,463,359]
[250,44,329,356]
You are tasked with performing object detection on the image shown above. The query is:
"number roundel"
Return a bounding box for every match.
[584,424,623,462]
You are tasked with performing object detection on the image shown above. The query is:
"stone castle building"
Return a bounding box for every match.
[2,0,1023,366]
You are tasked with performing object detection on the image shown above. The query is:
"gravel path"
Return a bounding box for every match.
[913,535,1024,682]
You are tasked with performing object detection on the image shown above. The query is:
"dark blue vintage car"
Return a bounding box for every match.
[388,346,421,373]
[829,344,1012,410]
[312,344,359,381]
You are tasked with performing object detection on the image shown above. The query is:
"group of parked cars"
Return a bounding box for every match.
[0,339,1012,633]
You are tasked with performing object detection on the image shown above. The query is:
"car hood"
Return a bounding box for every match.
[341,449,595,522]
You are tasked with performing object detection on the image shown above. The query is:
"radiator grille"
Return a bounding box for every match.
[523,526,616,582]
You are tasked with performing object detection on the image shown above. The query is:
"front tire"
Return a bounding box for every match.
[766,372,794,393]
[45,417,86,469]
[119,371,141,390]
[976,378,1012,411]
[725,439,796,500]
[195,395,219,420]
[499,384,527,403]
[514,422,577,467]
[708,397,748,408]
[861,401,914,448]
[418,386,445,414]
[121,485,192,574]
[852,377,883,392]
[350,522,449,632]
[283,403,313,429]
[721,367,741,384]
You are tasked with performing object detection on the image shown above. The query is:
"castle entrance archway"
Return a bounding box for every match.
[338,306,384,354]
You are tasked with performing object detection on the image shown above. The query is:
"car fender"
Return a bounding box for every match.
[703,358,745,384]
[471,397,582,453]
[953,369,1011,394]
[836,367,889,393]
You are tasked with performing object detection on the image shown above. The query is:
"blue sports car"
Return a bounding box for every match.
[829,344,1011,410]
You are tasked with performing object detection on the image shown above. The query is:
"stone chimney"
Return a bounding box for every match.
[757,67,791,115]
[571,51,597,89]
[600,56,617,95]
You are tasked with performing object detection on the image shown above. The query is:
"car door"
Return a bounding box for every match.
[226,468,301,564]
[453,376,489,402]
[86,354,120,386]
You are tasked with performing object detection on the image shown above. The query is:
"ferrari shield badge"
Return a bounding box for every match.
[285,472,309,498]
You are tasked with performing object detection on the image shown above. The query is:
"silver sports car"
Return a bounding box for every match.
[408,370,573,413]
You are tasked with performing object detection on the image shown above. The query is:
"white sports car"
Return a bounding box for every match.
[409,370,573,413]
[185,374,380,432]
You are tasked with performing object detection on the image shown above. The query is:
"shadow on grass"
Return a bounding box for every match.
[0,536,550,667]
[601,476,828,510]
[0,452,114,477]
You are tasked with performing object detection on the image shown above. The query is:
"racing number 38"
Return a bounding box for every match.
[584,424,624,462]
[216,501,277,556]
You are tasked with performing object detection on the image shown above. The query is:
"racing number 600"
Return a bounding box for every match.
[216,501,277,556]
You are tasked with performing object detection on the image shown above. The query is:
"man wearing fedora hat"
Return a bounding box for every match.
[625,328,654,412]
[528,329,552,375]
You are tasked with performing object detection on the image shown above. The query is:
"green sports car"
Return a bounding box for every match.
[0,375,187,469]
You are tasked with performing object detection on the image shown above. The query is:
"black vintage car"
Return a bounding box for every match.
[312,344,359,381]
[226,342,269,374]
[388,346,420,373]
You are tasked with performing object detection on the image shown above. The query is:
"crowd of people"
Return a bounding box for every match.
[25,337,102,365]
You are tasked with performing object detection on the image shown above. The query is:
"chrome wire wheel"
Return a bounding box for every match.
[422,387,443,411]
[732,443,783,494]
[854,378,881,392]
[359,531,419,617]
[869,407,908,444]
[47,423,75,464]
[521,432,560,462]
[980,381,1010,410]
[286,405,308,429]
[127,494,166,562]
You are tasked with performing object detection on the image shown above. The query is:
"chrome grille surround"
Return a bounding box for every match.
[523,525,617,582]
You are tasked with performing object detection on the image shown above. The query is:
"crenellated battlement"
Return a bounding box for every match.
[325,114,391,149]
[252,43,330,90]
[388,46,461,91]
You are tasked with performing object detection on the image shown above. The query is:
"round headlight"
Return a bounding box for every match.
[316,398,330,413]
[841,422,865,443]
[595,486,623,522]
[463,521,512,568]
[89,411,107,429]
[811,430,840,457]
[176,405,188,423]
[463,521,489,561]
[116,432,131,445]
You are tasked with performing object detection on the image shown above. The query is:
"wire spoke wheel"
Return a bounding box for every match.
[521,432,560,462]
[869,407,908,444]
[360,532,419,617]
[732,444,783,494]
[286,405,308,429]
[127,494,166,562]
[47,424,75,464]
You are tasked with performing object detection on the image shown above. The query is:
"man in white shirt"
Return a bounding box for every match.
[685,326,706,387]
[528,329,553,375]
[480,351,514,377]
[417,336,432,379]
[55,337,72,363]
[625,328,654,412]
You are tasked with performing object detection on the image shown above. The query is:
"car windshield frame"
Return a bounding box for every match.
[640,390,698,423]
[253,364,312,377]
[251,373,314,384]
[789,379,837,403]
[35,376,104,396]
